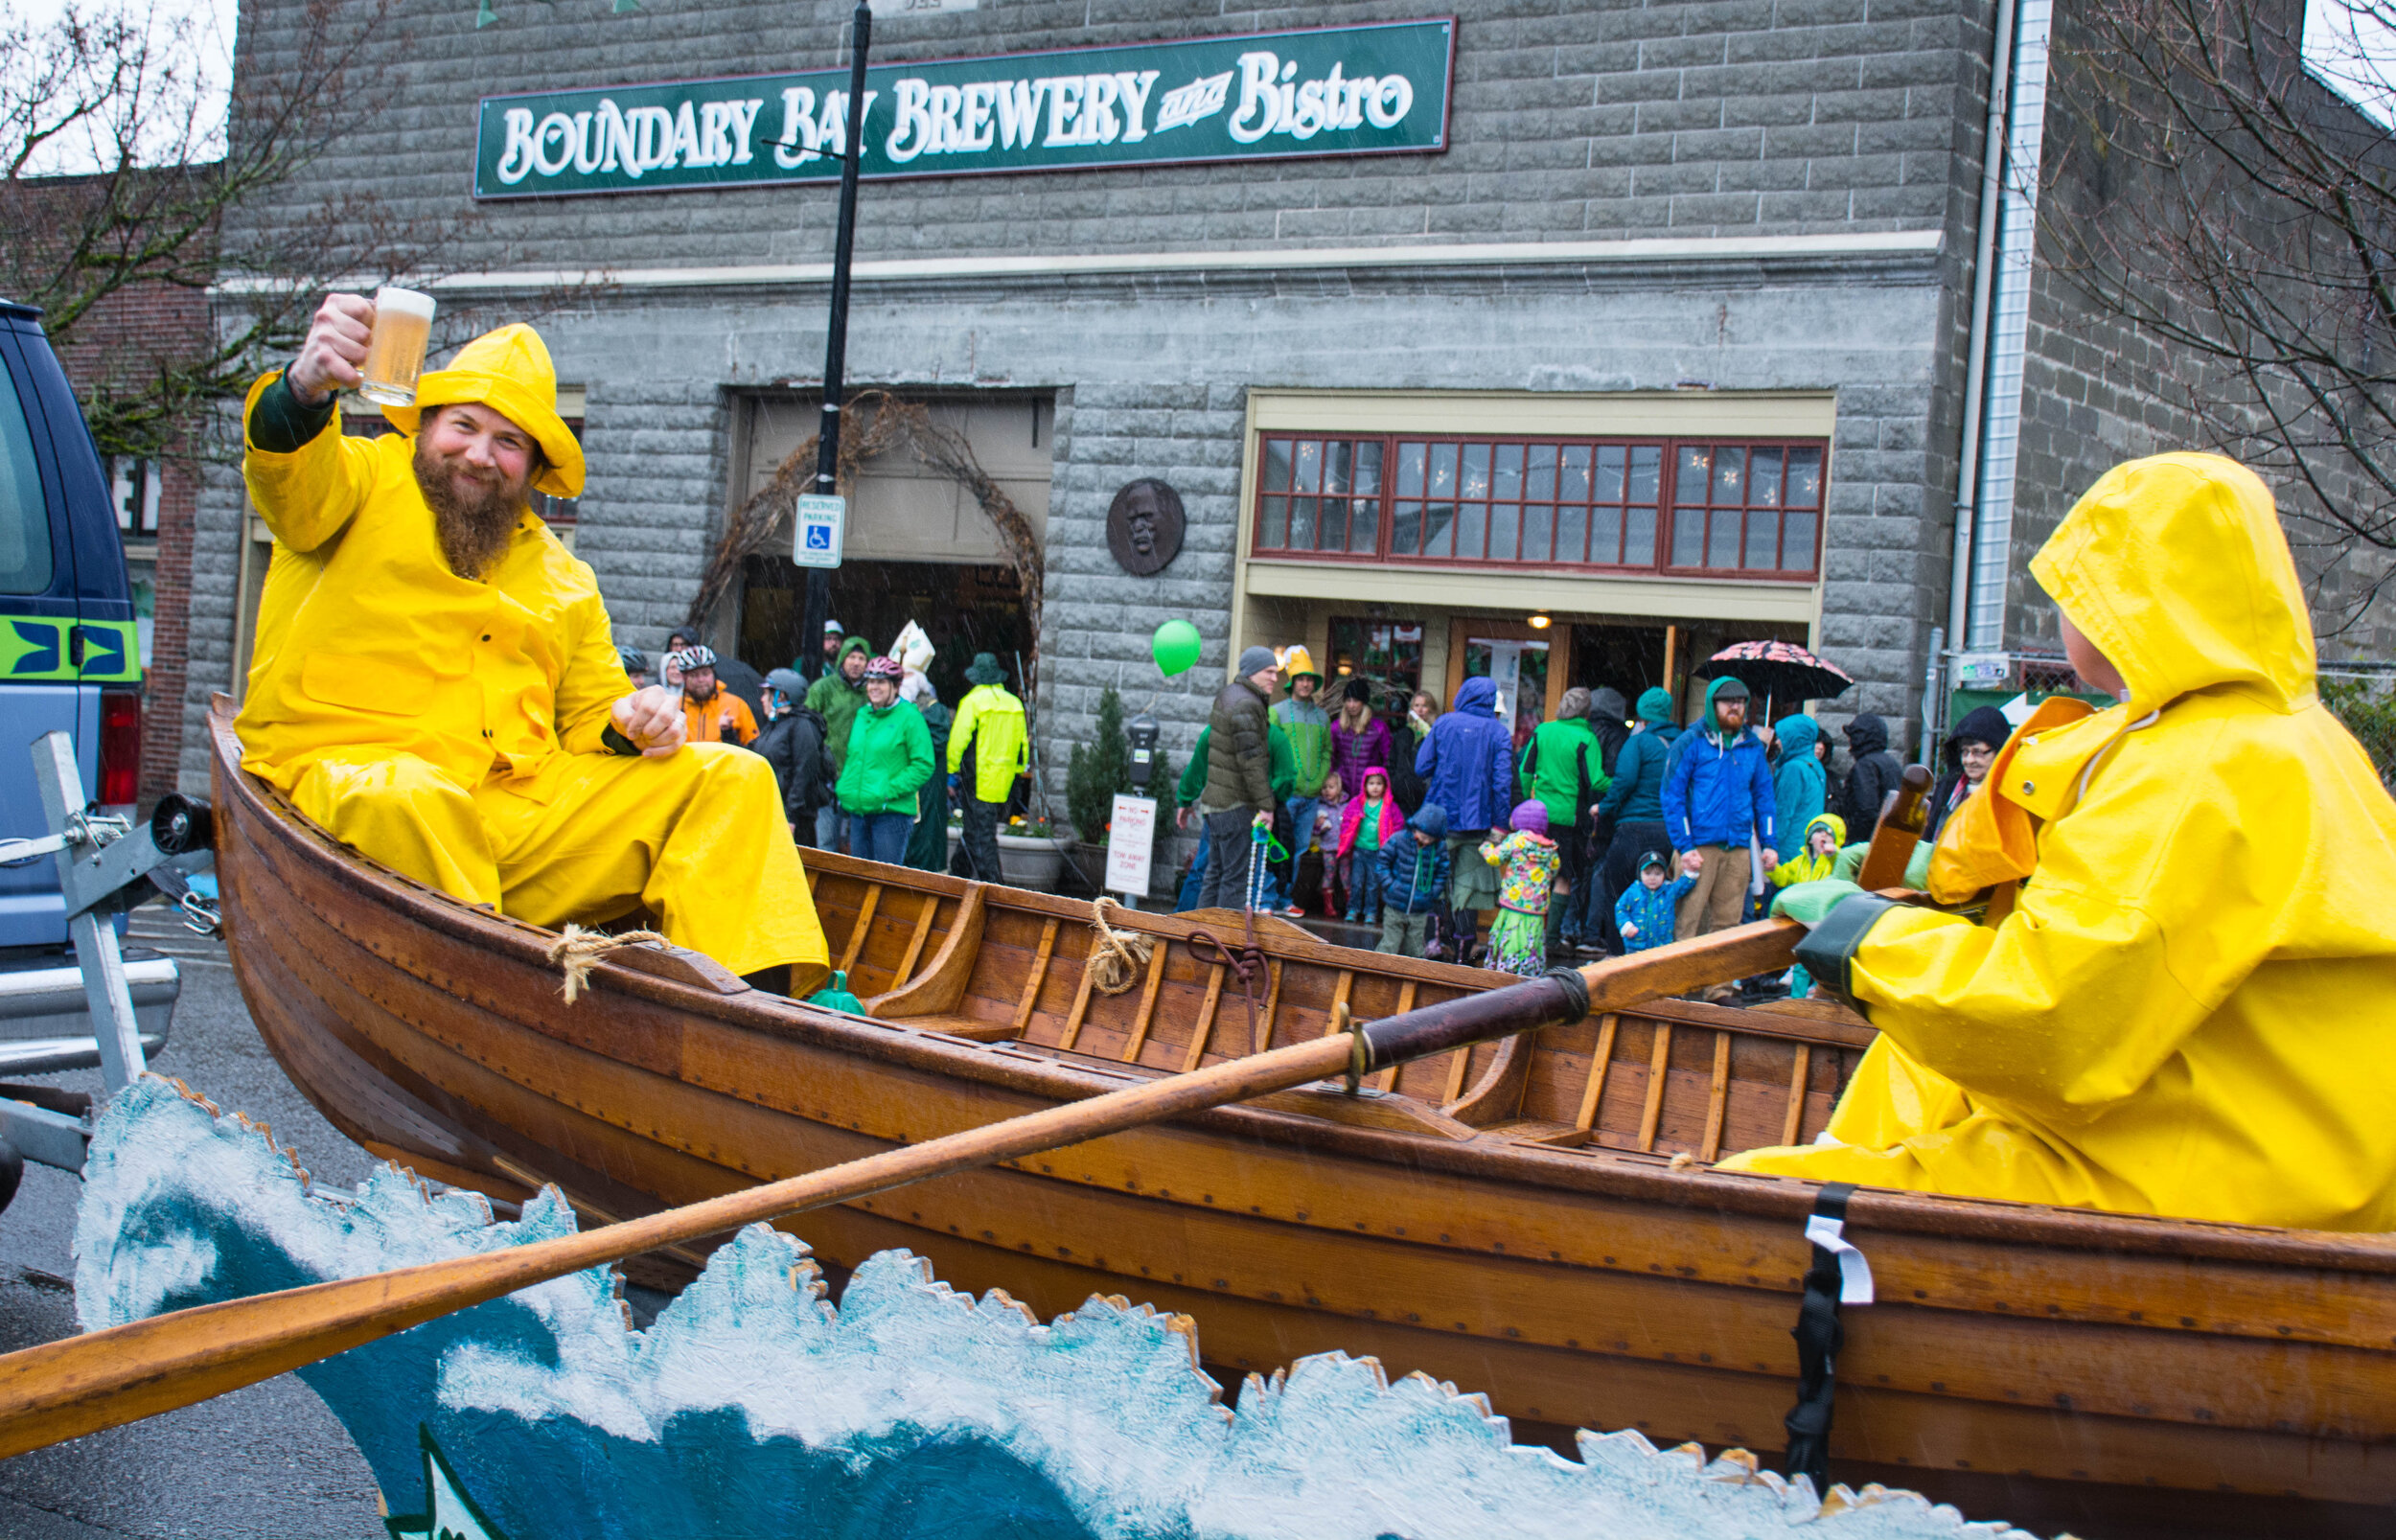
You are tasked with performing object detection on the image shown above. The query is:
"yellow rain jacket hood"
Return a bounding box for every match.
[382,322,585,498]
[1725,453,2396,1230]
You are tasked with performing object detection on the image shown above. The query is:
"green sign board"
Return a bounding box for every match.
[0,618,140,683]
[474,19,1455,198]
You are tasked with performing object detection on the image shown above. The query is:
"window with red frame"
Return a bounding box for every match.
[1252,432,1825,579]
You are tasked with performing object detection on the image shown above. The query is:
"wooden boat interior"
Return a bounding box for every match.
[800,847,1874,1163]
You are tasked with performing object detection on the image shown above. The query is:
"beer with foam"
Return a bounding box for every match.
[359,287,436,407]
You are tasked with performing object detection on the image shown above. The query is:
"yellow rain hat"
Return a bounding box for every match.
[1277,644,1321,682]
[382,322,585,498]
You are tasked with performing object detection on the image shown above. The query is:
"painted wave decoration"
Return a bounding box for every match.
[74,1076,2036,1539]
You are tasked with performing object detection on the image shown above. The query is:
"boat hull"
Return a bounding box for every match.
[209,705,2396,1537]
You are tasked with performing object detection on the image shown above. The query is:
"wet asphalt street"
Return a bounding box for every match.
[0,909,387,1538]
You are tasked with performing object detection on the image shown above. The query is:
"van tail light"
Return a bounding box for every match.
[99,688,142,806]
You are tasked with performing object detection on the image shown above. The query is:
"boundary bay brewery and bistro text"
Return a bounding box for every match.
[476,19,1455,196]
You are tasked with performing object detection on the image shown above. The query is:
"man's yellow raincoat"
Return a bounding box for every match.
[235,324,826,988]
[1723,454,2396,1230]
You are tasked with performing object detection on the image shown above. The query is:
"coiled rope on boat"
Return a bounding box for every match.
[1083,897,1155,996]
[545,923,673,1003]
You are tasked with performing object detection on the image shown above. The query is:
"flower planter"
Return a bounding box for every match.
[946,826,1071,892]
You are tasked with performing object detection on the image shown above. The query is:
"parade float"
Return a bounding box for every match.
[17,697,2378,1535]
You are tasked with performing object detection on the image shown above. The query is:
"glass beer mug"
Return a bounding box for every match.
[359,287,436,407]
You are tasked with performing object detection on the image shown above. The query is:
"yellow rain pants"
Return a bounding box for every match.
[235,360,826,988]
[1723,454,2396,1230]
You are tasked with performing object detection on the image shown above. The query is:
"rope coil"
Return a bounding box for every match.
[1083,897,1156,996]
[545,923,672,1004]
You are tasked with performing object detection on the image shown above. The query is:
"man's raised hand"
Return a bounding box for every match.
[287,293,377,407]
[612,685,688,758]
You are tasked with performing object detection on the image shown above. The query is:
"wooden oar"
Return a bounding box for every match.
[0,915,1810,1460]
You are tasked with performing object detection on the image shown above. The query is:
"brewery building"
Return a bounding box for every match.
[180,0,2270,824]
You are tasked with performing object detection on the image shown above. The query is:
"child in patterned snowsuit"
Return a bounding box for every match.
[1480,799,1561,977]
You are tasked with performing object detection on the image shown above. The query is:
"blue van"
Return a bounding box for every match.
[1,299,177,1074]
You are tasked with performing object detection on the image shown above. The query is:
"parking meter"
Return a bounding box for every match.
[1126,712,1161,791]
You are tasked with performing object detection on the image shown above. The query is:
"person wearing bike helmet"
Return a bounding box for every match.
[670,645,756,747]
[834,655,933,864]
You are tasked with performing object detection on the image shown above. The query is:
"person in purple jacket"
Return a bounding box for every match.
[1661,675,1779,998]
[1415,677,1515,960]
[1328,680,1391,797]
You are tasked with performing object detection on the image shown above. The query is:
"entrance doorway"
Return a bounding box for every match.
[1566,623,1671,707]
[740,556,1031,705]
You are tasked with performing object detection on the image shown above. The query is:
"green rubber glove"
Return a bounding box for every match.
[1831,841,1871,884]
[1771,878,1868,928]
[806,969,866,1014]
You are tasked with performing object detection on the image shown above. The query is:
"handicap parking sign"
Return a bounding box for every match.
[793,494,845,569]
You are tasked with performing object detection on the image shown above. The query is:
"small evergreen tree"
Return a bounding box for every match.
[1065,688,1132,844]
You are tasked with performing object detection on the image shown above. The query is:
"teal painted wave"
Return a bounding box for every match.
[75,1077,2034,1540]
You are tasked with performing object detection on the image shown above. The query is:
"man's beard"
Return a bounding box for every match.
[685,681,716,703]
[414,437,532,580]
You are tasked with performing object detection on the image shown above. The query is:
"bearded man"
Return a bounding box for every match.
[234,294,827,991]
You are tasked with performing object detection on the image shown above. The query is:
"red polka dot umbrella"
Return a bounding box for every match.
[1697,640,1855,716]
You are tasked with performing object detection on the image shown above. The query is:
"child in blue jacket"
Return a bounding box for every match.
[1374,803,1451,959]
[1614,849,1696,954]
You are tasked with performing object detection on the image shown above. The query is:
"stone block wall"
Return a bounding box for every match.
[221,0,1987,276]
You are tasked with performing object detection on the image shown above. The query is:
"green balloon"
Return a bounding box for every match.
[1151,619,1203,677]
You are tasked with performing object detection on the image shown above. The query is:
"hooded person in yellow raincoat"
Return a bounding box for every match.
[234,293,828,992]
[1721,453,2396,1231]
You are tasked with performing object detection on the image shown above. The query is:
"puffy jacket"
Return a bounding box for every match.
[1336,775,1406,860]
[1376,803,1452,913]
[1180,723,1293,809]
[1329,711,1392,797]
[836,697,933,816]
[1415,678,1514,833]
[1840,713,1904,832]
[1664,677,1778,850]
[1598,723,1681,825]
[680,687,757,747]
[1517,716,1604,829]
[1770,714,1828,862]
[806,636,874,770]
[1727,452,2396,1230]
[755,705,833,822]
[1273,696,1331,796]
[1203,677,1277,814]
[948,682,1029,803]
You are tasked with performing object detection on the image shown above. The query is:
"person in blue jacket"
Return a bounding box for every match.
[1414,677,1513,960]
[1588,687,1683,956]
[1614,850,1697,954]
[1662,675,1778,995]
[1373,802,1451,958]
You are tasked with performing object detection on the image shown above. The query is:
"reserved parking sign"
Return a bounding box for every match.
[794,494,846,569]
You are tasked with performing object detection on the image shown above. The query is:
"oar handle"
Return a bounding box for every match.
[1855,763,1935,891]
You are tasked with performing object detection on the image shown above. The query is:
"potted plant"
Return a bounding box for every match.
[946,810,1071,891]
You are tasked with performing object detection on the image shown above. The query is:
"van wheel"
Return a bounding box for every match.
[0,1135,20,1215]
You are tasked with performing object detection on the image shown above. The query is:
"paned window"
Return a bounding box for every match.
[1253,432,1825,579]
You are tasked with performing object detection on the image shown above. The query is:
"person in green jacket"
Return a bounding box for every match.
[806,634,874,850]
[947,654,1029,884]
[1270,646,1331,916]
[1516,685,1609,950]
[1174,720,1295,911]
[836,656,933,865]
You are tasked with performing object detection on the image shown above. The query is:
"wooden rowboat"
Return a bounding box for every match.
[206,700,2396,1538]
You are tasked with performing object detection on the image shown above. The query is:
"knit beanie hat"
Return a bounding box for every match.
[1236,644,1279,678]
[1510,798,1549,836]
[1636,687,1675,724]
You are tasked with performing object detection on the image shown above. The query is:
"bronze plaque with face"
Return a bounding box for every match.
[1106,478,1186,577]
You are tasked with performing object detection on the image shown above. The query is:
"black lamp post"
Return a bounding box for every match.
[800,0,871,679]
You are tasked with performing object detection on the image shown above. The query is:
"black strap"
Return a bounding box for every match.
[1782,1182,1858,1493]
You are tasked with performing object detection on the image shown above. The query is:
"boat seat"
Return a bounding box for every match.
[896,1013,1023,1044]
